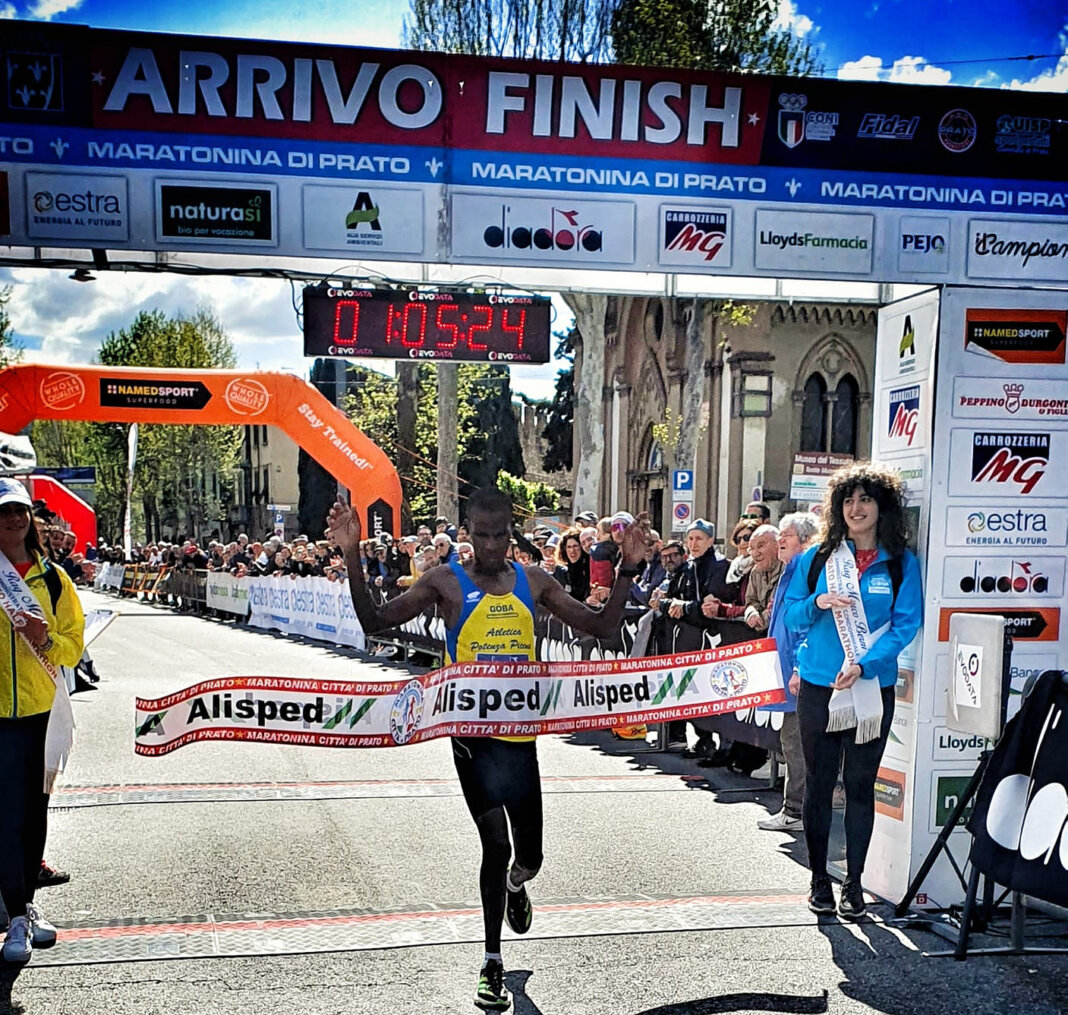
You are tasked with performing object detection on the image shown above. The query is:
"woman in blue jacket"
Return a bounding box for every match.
[782,463,922,920]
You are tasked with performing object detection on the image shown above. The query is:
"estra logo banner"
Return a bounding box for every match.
[944,506,1068,548]
[659,206,732,268]
[948,429,1054,497]
[885,384,920,449]
[964,308,1066,365]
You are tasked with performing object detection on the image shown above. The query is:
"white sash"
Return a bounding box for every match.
[824,542,889,744]
[0,550,75,792]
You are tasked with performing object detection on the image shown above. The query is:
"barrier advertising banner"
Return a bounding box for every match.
[2,22,1067,288]
[245,574,365,651]
[134,639,784,755]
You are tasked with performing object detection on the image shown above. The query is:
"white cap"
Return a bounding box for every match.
[0,478,32,508]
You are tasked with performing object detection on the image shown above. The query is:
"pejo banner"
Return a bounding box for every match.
[134,639,784,755]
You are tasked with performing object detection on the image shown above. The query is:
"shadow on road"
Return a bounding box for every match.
[632,990,829,1014]
[505,969,545,1015]
[817,909,1068,1015]
[0,966,25,1015]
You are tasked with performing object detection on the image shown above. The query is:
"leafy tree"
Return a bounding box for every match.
[0,285,22,368]
[612,0,822,75]
[404,0,614,60]
[404,0,821,72]
[341,362,525,525]
[496,470,560,524]
[33,309,241,542]
[541,327,576,473]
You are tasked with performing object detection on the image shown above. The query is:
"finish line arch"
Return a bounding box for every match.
[0,364,401,538]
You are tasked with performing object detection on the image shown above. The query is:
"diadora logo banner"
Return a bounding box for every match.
[450,194,635,264]
[944,506,1068,548]
[949,429,1053,497]
[886,385,920,448]
[964,308,1066,365]
[941,556,1065,599]
[659,206,732,267]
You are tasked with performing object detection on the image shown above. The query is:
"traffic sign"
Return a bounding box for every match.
[672,469,695,493]
[673,502,692,524]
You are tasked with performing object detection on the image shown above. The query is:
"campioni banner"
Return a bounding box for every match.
[134,639,785,755]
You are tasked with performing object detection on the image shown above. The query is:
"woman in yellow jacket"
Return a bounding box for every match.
[0,478,84,964]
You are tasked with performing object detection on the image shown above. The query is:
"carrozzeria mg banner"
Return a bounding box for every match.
[134,639,785,755]
[2,22,1067,287]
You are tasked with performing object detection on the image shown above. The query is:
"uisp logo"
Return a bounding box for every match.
[887,385,920,448]
[970,432,1050,495]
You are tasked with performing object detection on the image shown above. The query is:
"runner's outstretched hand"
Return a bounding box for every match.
[325,496,361,552]
[620,512,652,568]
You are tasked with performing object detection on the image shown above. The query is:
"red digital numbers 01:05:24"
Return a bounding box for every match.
[302,288,551,363]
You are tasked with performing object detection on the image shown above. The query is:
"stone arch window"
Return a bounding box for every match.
[646,435,664,473]
[831,374,859,455]
[800,373,827,452]
[793,336,870,457]
[645,300,665,343]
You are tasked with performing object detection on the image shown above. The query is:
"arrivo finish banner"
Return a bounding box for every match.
[1,22,1067,286]
[134,639,784,755]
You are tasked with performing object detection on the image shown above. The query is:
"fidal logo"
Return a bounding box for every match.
[39,371,86,412]
[224,378,270,416]
[483,205,602,253]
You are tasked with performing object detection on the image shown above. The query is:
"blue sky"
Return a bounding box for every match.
[2,0,1067,398]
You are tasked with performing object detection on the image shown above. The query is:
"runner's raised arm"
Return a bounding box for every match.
[325,497,443,633]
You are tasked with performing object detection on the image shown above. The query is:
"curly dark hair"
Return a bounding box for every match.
[818,461,910,558]
[555,527,585,568]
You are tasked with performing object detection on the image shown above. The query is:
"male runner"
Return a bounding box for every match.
[327,487,648,1011]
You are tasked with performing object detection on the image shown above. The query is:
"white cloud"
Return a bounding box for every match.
[0,3,18,18]
[838,54,883,81]
[838,53,951,85]
[772,0,814,38]
[26,0,82,19]
[1005,30,1068,92]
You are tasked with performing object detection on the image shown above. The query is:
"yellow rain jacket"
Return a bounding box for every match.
[1,554,85,718]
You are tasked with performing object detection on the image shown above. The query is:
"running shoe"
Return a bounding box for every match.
[26,903,57,947]
[838,878,867,919]
[757,811,804,832]
[2,916,32,963]
[475,958,510,1011]
[38,861,70,887]
[808,874,836,915]
[505,882,532,935]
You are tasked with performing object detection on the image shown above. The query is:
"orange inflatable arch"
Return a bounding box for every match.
[0,365,401,538]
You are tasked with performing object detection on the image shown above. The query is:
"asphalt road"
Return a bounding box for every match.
[2,589,1066,1015]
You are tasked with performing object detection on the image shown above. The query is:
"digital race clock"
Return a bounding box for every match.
[302,287,551,363]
